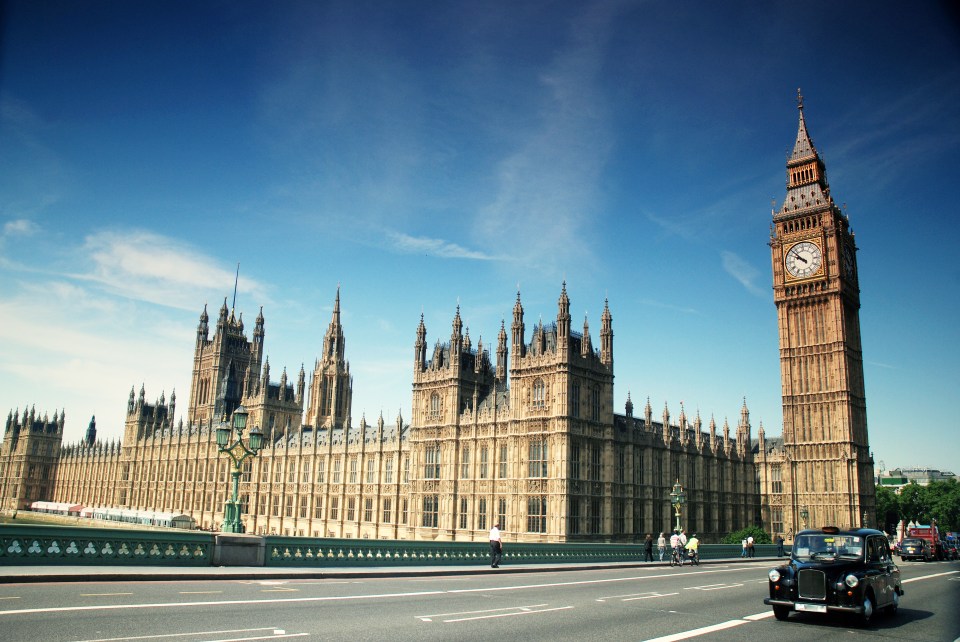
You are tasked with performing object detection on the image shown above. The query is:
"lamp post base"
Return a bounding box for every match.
[222,500,245,534]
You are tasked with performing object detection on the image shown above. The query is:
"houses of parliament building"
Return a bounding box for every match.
[1,96,875,543]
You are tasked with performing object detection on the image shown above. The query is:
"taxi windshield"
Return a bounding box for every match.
[792,533,863,560]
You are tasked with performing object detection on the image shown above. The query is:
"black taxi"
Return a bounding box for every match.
[764,526,903,624]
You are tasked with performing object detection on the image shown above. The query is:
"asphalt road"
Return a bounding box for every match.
[1,559,958,642]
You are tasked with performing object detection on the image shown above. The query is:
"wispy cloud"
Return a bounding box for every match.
[721,250,766,297]
[475,4,627,274]
[72,230,269,311]
[3,219,39,236]
[387,231,498,260]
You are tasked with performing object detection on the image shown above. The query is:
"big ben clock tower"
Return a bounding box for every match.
[769,91,874,531]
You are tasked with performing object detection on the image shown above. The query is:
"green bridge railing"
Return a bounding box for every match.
[0,524,214,566]
[1,524,785,568]
[263,537,785,567]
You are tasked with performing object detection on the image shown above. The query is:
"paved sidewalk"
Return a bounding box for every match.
[0,555,779,584]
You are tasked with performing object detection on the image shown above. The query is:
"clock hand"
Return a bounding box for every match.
[796,255,808,264]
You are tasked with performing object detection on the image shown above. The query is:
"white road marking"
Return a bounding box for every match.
[683,583,743,591]
[742,611,775,621]
[70,627,305,641]
[443,605,574,622]
[179,591,223,595]
[80,593,133,597]
[902,570,959,583]
[622,592,679,602]
[417,603,548,621]
[0,566,775,619]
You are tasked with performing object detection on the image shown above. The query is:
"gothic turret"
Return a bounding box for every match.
[600,299,613,367]
[85,416,97,446]
[511,292,525,362]
[415,314,427,372]
[496,320,507,381]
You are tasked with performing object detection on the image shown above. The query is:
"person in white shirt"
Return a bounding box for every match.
[489,523,503,568]
[669,530,681,562]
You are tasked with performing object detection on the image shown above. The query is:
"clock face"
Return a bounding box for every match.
[843,244,856,278]
[784,240,823,279]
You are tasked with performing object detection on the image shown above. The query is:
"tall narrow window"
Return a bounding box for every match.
[366,457,376,484]
[317,458,326,483]
[424,444,441,479]
[385,457,394,483]
[383,498,392,523]
[499,445,508,478]
[569,499,581,535]
[528,439,548,478]
[590,444,601,481]
[479,446,489,479]
[460,446,470,478]
[572,382,580,417]
[497,498,507,530]
[422,495,439,528]
[532,378,546,408]
[527,496,547,533]
[459,497,468,529]
[478,498,487,530]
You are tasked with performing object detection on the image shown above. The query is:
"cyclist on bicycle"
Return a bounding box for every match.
[684,533,700,565]
[669,530,682,565]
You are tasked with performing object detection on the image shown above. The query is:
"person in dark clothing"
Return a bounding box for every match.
[643,533,654,562]
[489,523,503,568]
[776,534,785,556]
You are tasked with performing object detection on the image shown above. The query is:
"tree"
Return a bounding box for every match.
[898,482,931,524]
[722,526,771,545]
[927,479,960,531]
[875,486,900,533]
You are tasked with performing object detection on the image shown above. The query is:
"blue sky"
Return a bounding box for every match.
[1,1,958,474]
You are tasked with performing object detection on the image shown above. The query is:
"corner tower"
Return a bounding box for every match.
[305,288,353,429]
[186,299,265,425]
[768,91,874,530]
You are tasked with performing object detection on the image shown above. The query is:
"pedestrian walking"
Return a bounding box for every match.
[747,534,755,558]
[657,532,666,561]
[489,523,503,568]
[644,533,654,562]
[741,537,748,558]
[776,534,785,557]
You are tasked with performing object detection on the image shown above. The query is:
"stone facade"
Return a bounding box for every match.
[1,97,872,542]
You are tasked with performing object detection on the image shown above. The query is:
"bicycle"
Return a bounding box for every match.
[670,546,685,566]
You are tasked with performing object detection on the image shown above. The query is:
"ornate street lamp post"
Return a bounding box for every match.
[669,480,687,533]
[800,506,809,530]
[216,405,264,533]
[862,509,869,529]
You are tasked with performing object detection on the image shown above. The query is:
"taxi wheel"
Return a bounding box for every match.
[886,590,899,616]
[773,605,790,621]
[860,593,875,625]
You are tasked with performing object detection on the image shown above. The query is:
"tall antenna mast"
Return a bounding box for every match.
[231,262,240,312]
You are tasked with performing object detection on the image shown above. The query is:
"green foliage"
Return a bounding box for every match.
[875,486,901,532]
[722,525,772,545]
[872,479,960,532]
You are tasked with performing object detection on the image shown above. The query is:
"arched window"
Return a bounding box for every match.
[430,392,441,418]
[533,379,546,408]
